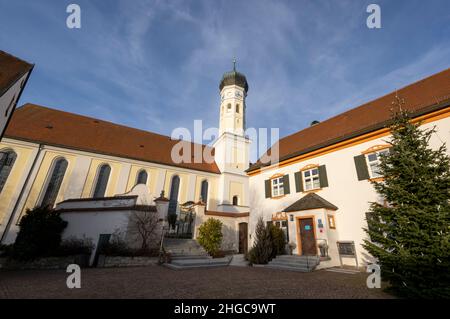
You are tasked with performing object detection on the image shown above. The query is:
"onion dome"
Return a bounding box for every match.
[219,59,249,93]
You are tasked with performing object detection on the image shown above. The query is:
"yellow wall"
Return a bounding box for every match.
[81,159,121,198]
[0,143,33,224]
[125,165,158,195]
[20,150,76,219]
[194,175,218,208]
[229,181,244,205]
[1,139,222,228]
[164,170,189,204]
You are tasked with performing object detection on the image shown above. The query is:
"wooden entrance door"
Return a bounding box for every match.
[238,222,248,254]
[298,218,317,256]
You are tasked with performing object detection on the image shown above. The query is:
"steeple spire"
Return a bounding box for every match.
[233,58,236,71]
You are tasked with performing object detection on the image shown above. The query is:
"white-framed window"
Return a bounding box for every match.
[271,176,284,197]
[303,168,320,191]
[366,149,389,178]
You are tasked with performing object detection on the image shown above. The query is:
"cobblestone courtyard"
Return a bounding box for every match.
[0,266,394,299]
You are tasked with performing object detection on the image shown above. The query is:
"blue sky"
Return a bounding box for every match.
[1,0,449,160]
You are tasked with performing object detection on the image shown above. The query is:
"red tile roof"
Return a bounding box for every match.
[0,50,33,96]
[5,104,221,174]
[248,68,450,172]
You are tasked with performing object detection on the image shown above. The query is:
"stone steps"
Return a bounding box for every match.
[229,254,248,267]
[163,238,208,257]
[164,257,230,270]
[171,255,212,260]
[264,255,320,272]
[162,238,231,270]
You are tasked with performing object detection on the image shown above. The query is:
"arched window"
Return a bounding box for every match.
[236,104,240,113]
[40,158,68,208]
[227,103,232,111]
[136,170,148,185]
[0,150,17,193]
[201,180,208,206]
[232,195,239,206]
[168,175,180,214]
[93,164,111,198]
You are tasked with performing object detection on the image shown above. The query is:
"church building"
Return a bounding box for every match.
[0,66,252,253]
[0,62,449,269]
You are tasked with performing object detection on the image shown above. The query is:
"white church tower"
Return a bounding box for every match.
[214,60,251,212]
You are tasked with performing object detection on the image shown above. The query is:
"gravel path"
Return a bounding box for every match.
[0,265,394,299]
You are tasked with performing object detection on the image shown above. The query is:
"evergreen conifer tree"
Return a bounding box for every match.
[363,96,450,298]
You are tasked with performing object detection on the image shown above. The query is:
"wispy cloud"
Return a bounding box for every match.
[1,0,449,161]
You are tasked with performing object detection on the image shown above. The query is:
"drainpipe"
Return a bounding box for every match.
[0,144,43,244]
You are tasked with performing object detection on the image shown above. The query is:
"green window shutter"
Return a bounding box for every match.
[354,154,370,181]
[283,174,290,194]
[265,179,272,198]
[294,171,303,193]
[318,165,329,188]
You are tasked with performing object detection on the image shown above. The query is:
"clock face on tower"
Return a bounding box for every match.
[235,91,242,98]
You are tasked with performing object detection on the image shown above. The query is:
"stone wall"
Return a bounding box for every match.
[0,256,84,270]
[102,256,159,268]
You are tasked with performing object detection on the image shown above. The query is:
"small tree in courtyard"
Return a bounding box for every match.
[363,96,450,298]
[269,223,286,258]
[128,209,160,251]
[197,218,223,256]
[248,217,273,264]
[12,206,68,260]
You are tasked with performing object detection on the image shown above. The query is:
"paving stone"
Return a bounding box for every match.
[0,266,395,299]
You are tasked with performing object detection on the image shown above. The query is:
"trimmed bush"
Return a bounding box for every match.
[197,218,223,256]
[12,206,68,261]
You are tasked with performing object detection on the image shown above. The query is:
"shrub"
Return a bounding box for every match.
[248,217,273,265]
[56,237,94,256]
[269,224,286,258]
[197,218,223,256]
[12,206,68,260]
[0,244,13,257]
[100,236,158,257]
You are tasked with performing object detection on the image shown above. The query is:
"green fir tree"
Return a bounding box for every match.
[363,96,450,298]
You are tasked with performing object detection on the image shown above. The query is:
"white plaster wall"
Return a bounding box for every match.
[61,210,131,242]
[249,116,450,266]
[61,210,132,265]
[63,155,92,200]
[0,72,29,136]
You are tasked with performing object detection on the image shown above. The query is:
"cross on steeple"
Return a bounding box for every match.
[233,58,237,71]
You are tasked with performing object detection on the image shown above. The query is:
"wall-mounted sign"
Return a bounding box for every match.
[337,241,358,268]
[318,219,323,228]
